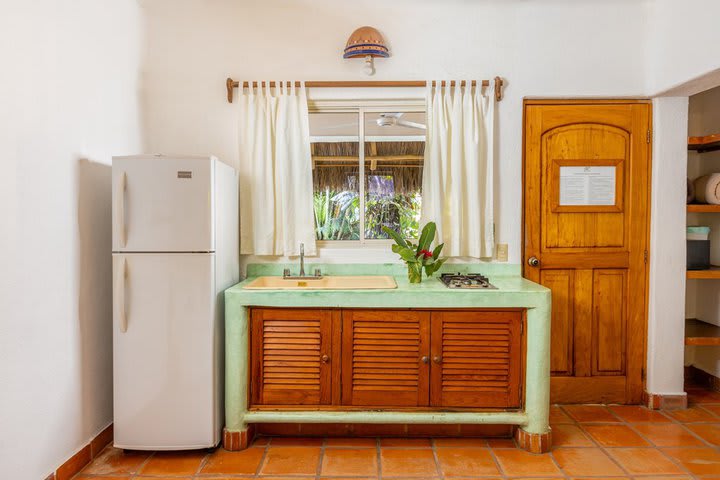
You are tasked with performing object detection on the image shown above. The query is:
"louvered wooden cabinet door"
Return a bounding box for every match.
[250,308,339,406]
[430,311,523,408]
[341,310,430,407]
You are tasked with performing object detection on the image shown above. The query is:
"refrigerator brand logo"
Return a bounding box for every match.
[177,171,192,179]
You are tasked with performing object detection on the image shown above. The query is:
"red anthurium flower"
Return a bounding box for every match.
[419,249,433,259]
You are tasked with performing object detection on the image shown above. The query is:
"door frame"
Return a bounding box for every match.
[521,98,653,404]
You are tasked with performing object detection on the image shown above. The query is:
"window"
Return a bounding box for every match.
[309,107,425,242]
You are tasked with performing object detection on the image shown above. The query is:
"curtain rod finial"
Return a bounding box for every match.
[227,77,235,103]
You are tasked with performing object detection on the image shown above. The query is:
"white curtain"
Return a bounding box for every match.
[420,80,496,258]
[236,81,317,256]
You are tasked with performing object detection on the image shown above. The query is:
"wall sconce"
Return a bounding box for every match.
[343,26,389,76]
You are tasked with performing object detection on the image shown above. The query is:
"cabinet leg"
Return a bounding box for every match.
[515,426,552,453]
[223,426,255,451]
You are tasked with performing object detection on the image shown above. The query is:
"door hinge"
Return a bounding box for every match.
[644,250,648,264]
[646,129,652,144]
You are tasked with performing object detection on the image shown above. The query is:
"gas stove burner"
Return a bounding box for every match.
[439,273,497,289]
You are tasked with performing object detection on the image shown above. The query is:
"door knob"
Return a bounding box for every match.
[420,356,429,364]
[528,256,540,267]
[321,354,329,363]
[433,356,443,364]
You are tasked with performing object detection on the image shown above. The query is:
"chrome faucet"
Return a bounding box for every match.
[283,243,323,279]
[299,243,306,277]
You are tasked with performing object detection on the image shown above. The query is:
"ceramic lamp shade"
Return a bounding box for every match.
[343,26,389,58]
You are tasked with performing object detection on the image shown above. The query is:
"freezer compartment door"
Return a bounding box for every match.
[112,156,215,252]
[113,253,219,449]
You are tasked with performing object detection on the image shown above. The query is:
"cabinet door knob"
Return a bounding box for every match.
[321,354,330,363]
[420,356,429,364]
[433,356,443,364]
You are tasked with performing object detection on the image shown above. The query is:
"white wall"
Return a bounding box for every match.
[0,1,143,478]
[139,0,650,267]
[647,0,720,95]
[646,97,689,396]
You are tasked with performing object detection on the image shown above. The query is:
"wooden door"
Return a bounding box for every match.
[250,308,339,406]
[341,310,430,407]
[430,311,523,408]
[523,100,651,404]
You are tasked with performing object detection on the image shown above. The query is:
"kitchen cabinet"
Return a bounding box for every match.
[430,311,522,408]
[250,308,340,405]
[250,308,524,410]
[341,310,431,407]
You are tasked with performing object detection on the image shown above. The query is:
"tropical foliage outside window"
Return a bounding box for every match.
[310,110,425,242]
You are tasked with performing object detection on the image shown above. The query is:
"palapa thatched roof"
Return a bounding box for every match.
[312,141,424,194]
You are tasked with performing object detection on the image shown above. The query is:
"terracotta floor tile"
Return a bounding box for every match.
[135,477,191,480]
[321,448,378,476]
[563,405,620,423]
[568,478,630,480]
[686,423,720,445]
[702,404,720,416]
[252,436,271,446]
[608,405,671,423]
[665,405,718,423]
[687,387,720,404]
[380,437,432,447]
[139,450,206,475]
[324,437,377,447]
[75,476,132,480]
[661,447,720,475]
[493,449,562,476]
[260,446,321,475]
[605,448,683,475]
[622,477,692,480]
[199,447,265,474]
[582,424,650,447]
[380,448,438,477]
[435,447,501,477]
[552,448,625,477]
[434,437,488,447]
[80,447,151,475]
[550,406,575,424]
[269,436,325,446]
[631,423,705,447]
[551,424,594,447]
[321,478,376,480]
[511,478,564,480]
[486,438,516,448]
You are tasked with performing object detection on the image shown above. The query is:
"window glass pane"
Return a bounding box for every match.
[310,112,360,240]
[363,112,424,240]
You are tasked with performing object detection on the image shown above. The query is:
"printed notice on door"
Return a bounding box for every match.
[559,166,616,206]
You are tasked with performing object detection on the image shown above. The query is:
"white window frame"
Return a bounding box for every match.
[309,99,425,247]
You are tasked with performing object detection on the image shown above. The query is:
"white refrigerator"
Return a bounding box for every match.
[111,154,239,450]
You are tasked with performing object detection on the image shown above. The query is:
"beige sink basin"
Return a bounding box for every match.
[243,275,397,290]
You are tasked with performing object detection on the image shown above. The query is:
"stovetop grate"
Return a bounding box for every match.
[439,273,497,289]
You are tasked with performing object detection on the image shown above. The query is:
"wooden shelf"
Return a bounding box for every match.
[685,319,720,346]
[687,204,720,213]
[687,266,720,279]
[689,133,720,153]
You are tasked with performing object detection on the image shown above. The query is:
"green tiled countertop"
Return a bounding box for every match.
[224,263,551,443]
[226,263,549,309]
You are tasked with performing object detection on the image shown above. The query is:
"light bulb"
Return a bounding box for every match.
[363,55,375,76]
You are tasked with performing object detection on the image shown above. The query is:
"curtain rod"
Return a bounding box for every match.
[225,77,504,103]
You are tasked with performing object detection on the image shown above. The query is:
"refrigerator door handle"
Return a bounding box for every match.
[116,257,128,333]
[117,172,127,247]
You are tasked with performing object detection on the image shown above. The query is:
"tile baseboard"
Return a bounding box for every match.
[46,424,113,480]
[643,390,688,410]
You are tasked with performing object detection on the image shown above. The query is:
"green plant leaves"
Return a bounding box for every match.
[382,225,409,249]
[417,222,436,253]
